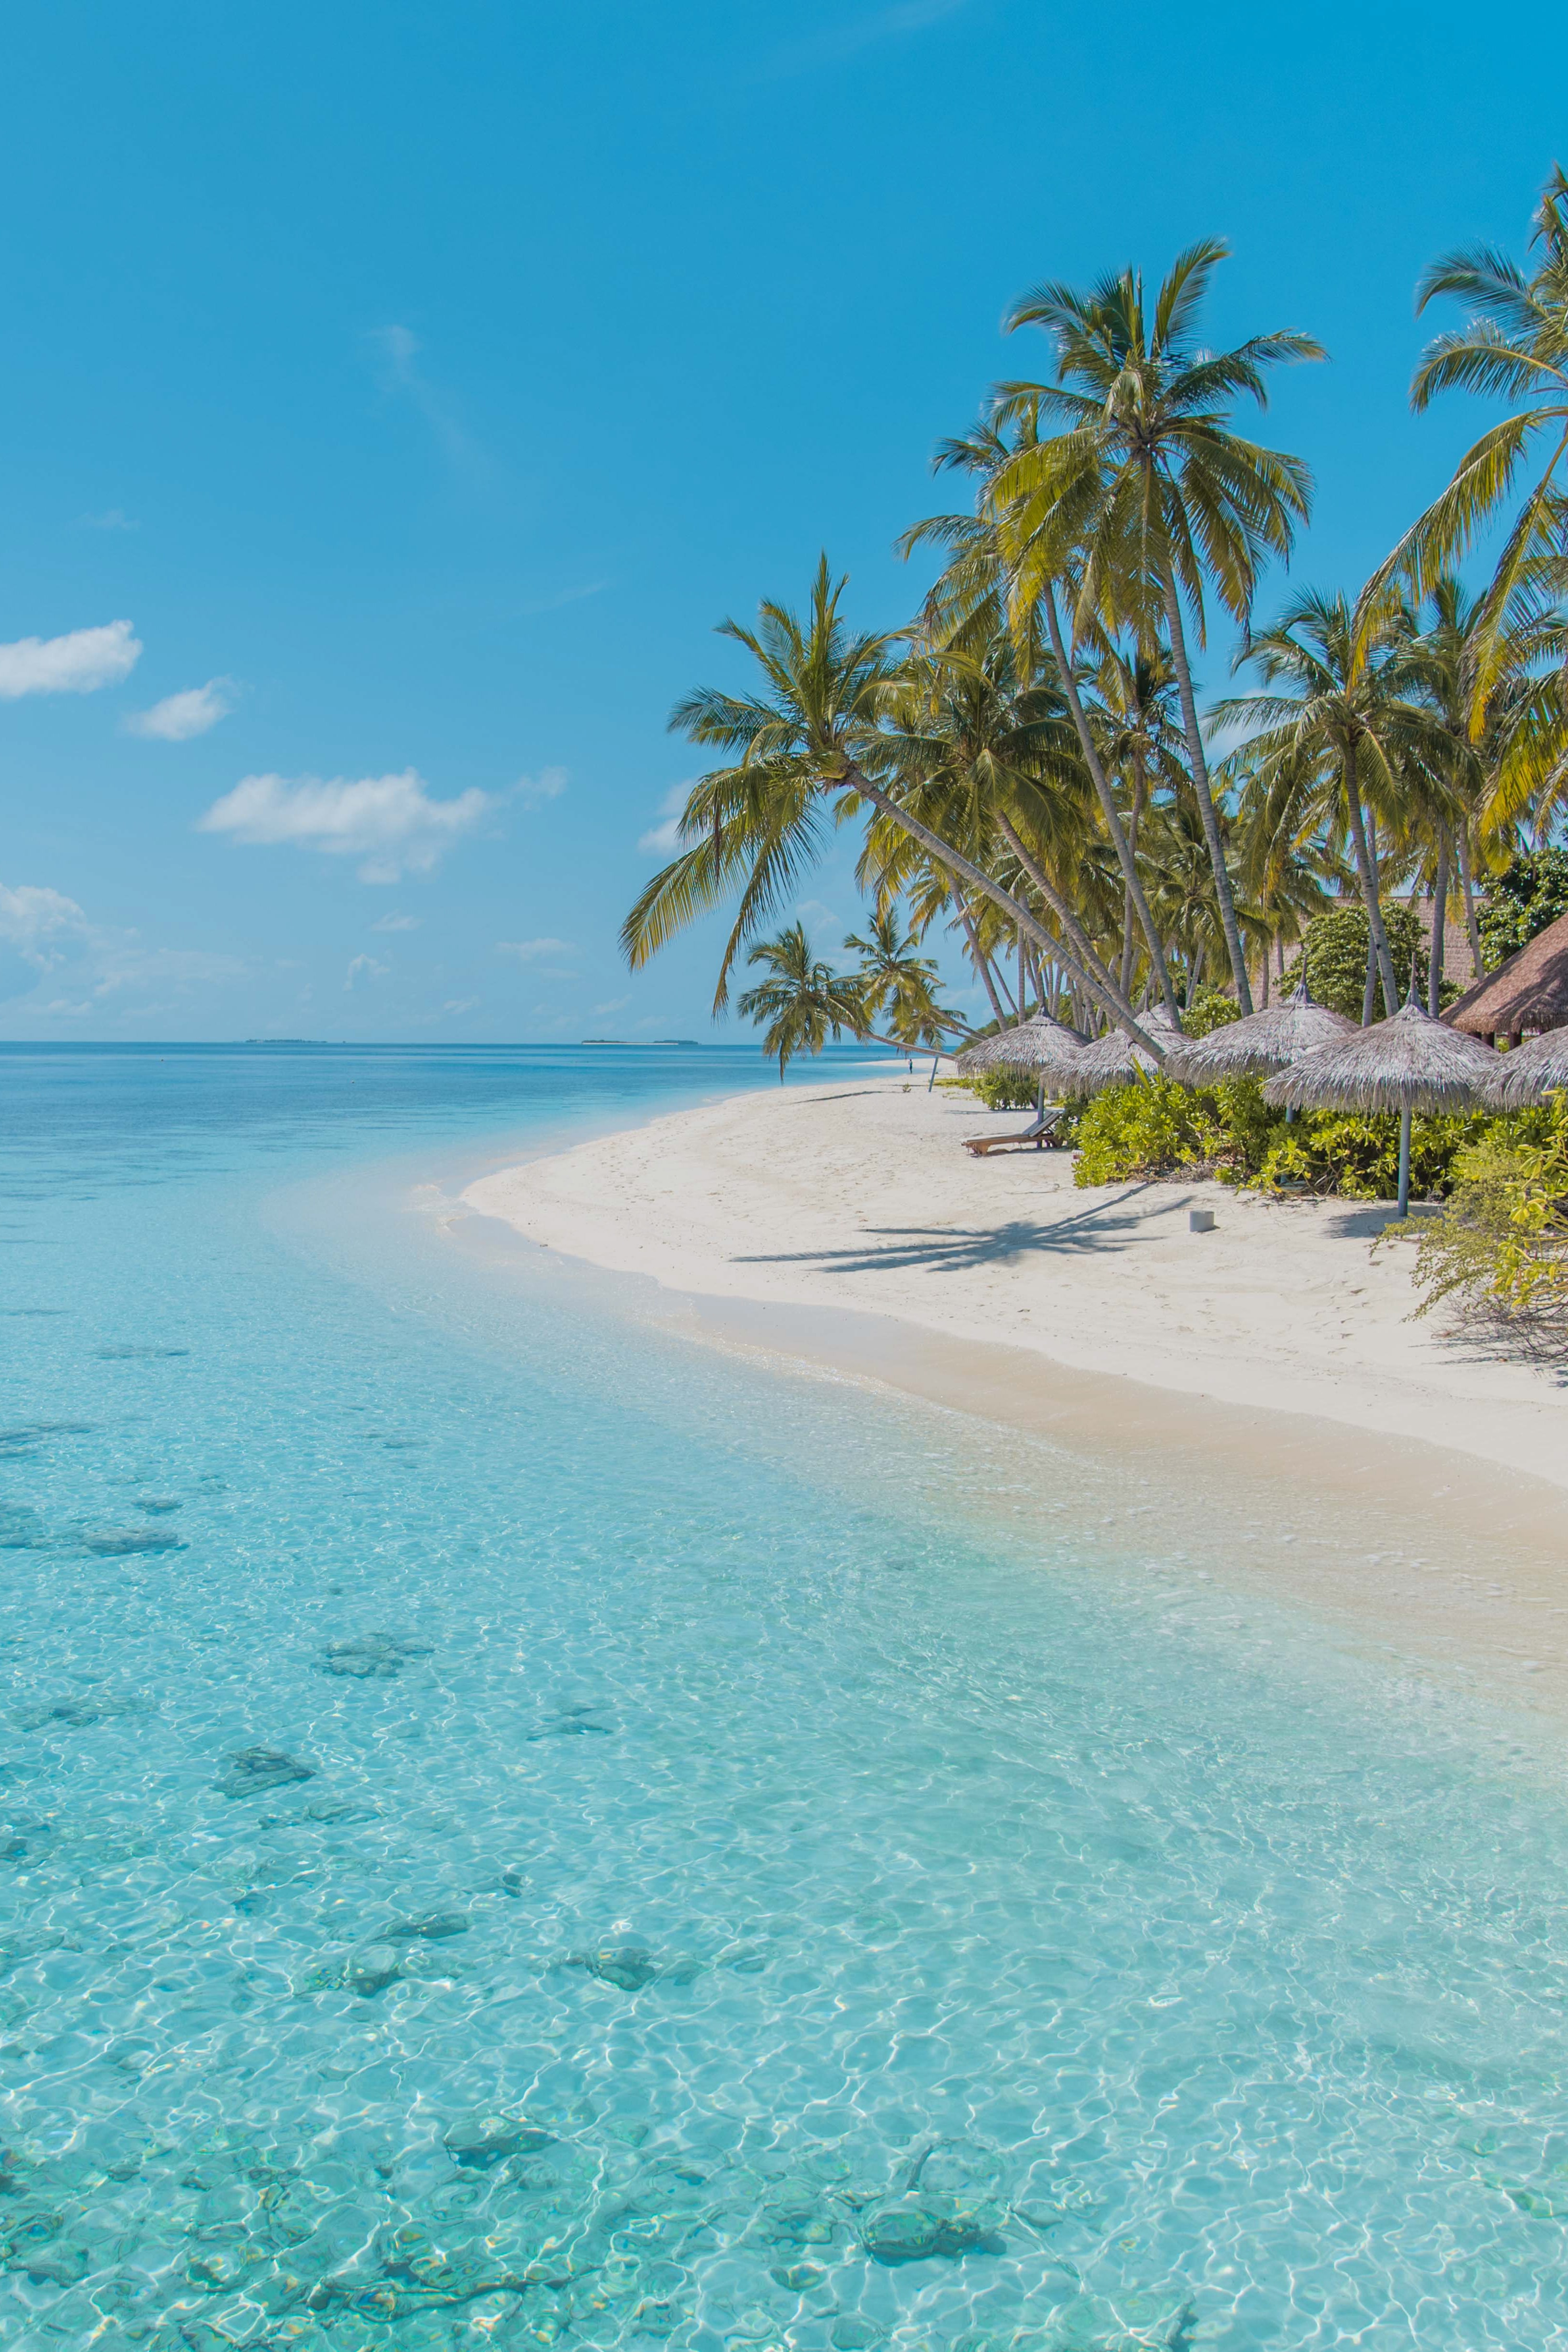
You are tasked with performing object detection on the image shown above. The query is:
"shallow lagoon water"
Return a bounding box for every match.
[3,1043,1568,2352]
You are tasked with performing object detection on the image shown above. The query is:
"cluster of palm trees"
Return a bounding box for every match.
[623,170,1568,1064]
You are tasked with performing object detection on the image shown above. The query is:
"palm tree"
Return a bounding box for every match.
[1083,643,1187,994]
[621,559,1165,1054]
[989,241,1325,1010]
[1359,165,1568,712]
[902,421,1182,1019]
[1215,590,1450,1019]
[842,905,967,1050]
[736,923,869,1079]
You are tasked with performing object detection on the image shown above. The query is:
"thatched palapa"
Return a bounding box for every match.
[1444,910,1568,1042]
[1068,1003,1183,1096]
[1263,993,1502,1216]
[955,1012,1087,1081]
[1164,981,1356,1086]
[1487,1026,1568,1109]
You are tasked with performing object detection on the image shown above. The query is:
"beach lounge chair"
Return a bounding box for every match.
[963,1105,1067,1156]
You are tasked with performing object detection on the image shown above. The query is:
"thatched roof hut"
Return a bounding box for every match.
[1068,1003,1183,1097]
[955,1012,1087,1081]
[1263,995,1503,1216]
[1164,982,1356,1086]
[1487,1025,1568,1110]
[1444,910,1568,1043]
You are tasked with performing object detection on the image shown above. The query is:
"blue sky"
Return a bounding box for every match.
[0,0,1560,1041]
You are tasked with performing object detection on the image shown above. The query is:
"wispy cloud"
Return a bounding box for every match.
[758,0,972,76]
[345,954,389,990]
[516,766,568,808]
[0,619,141,700]
[442,997,479,1016]
[591,996,630,1018]
[520,581,608,616]
[0,877,242,1021]
[199,769,492,884]
[369,324,485,474]
[497,936,575,963]
[0,883,90,967]
[77,507,139,532]
[371,912,422,933]
[638,781,693,858]
[124,677,236,742]
[796,898,844,939]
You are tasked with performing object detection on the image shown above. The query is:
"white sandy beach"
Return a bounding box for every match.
[465,1072,1568,1494]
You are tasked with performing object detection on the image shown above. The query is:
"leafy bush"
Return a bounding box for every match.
[970,1064,1040,1112]
[1279,903,1431,1019]
[1180,987,1242,1039]
[1477,849,1568,971]
[1404,1102,1568,1355]
[1070,1072,1513,1201]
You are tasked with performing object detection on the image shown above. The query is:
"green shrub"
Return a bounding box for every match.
[1070,1071,1530,1202]
[970,1064,1040,1112]
[1180,987,1242,1039]
[1477,849,1568,970]
[1279,903,1431,1019]
[1406,1095,1568,1347]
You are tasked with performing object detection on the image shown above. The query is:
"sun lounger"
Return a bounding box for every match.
[963,1106,1066,1156]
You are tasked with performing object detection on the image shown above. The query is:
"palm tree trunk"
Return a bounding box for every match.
[1429,842,1448,1015]
[1361,931,1376,1027]
[955,901,1012,1028]
[1042,587,1181,1022]
[842,763,1164,1055]
[991,811,1148,1026]
[1160,572,1253,1013]
[1341,746,1398,1015]
[1456,822,1484,975]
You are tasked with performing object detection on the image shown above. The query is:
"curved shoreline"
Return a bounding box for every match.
[464,1072,1568,1495]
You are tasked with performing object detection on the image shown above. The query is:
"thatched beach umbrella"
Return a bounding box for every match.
[1164,981,1357,1086]
[1068,1003,1182,1097]
[955,1012,1088,1086]
[1486,1024,1568,1110]
[1262,987,1502,1217]
[1445,909,1568,1045]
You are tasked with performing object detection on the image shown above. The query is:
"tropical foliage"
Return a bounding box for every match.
[625,170,1568,1100]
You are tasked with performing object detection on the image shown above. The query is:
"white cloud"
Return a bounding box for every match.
[371,912,421,933]
[638,781,694,858]
[796,899,844,938]
[516,766,568,808]
[591,996,630,1017]
[345,954,389,990]
[0,883,89,967]
[520,582,607,616]
[0,619,141,700]
[78,508,139,532]
[497,936,575,962]
[443,997,479,1015]
[124,678,236,741]
[199,768,492,883]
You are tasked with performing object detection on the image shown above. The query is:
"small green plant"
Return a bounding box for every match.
[1406,1096,1568,1348]
[1180,988,1242,1040]
[970,1064,1041,1112]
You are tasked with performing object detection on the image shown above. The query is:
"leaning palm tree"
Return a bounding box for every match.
[621,559,1164,1054]
[1215,590,1451,1018]
[903,420,1182,1020]
[736,923,869,1079]
[989,241,1325,1010]
[1358,165,1568,712]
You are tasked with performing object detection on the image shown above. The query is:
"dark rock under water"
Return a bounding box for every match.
[384,1914,470,1943]
[442,2111,557,2168]
[318,1633,433,1680]
[217,1747,316,1799]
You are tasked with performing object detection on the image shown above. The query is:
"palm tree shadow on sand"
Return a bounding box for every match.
[734,1186,1164,1276]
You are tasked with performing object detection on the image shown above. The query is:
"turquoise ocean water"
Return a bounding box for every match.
[2,1043,1568,2352]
